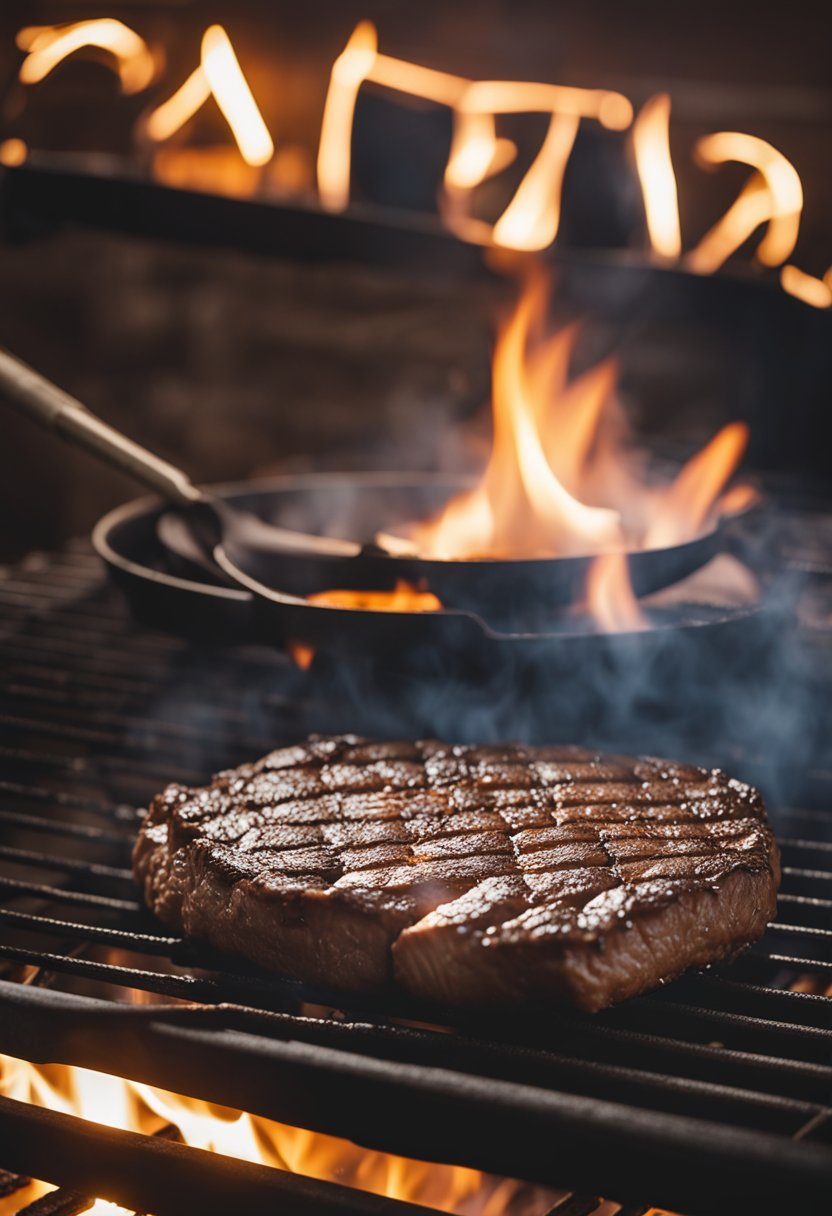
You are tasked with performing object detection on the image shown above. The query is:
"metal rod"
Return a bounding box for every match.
[0,985,830,1216]
[0,909,183,956]
[0,846,132,881]
[0,159,489,280]
[0,875,141,912]
[0,1095,445,1216]
[0,347,201,507]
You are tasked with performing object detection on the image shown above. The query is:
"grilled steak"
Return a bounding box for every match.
[133,736,779,1012]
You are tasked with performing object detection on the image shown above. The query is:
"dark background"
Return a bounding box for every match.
[1,0,831,561]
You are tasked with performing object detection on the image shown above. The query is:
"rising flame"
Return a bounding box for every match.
[12,17,819,295]
[632,93,682,260]
[145,25,273,167]
[687,132,803,273]
[384,272,747,630]
[779,263,832,309]
[0,1052,541,1214]
[399,273,745,564]
[586,552,648,632]
[16,20,157,94]
[317,20,631,251]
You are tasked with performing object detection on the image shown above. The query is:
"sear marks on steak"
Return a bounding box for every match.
[133,736,779,1012]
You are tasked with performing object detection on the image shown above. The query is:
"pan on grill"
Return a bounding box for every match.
[0,343,749,651]
[93,472,753,654]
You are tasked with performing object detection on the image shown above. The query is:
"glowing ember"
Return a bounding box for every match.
[0,1052,548,1214]
[17,20,156,94]
[632,93,682,260]
[145,25,273,168]
[0,137,27,166]
[289,581,442,669]
[687,133,803,273]
[305,581,443,613]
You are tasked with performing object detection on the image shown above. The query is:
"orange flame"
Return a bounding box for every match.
[289,581,442,670]
[0,1052,520,1214]
[145,25,273,167]
[402,277,622,560]
[687,133,803,272]
[632,93,682,260]
[385,272,748,631]
[586,552,648,632]
[645,422,749,549]
[305,580,443,613]
[317,20,632,252]
[780,264,832,309]
[16,20,156,94]
[317,21,379,210]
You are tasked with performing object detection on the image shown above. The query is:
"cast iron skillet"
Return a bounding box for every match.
[0,345,726,635]
[93,473,744,648]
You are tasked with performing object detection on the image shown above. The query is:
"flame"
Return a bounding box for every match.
[445,113,516,191]
[0,1052,506,1214]
[17,20,156,94]
[306,580,443,613]
[145,25,273,168]
[491,113,580,252]
[289,581,442,670]
[317,21,379,211]
[447,81,630,250]
[317,19,631,252]
[780,264,832,309]
[404,276,622,560]
[687,133,803,273]
[645,423,749,549]
[632,94,681,260]
[586,552,648,632]
[385,272,747,631]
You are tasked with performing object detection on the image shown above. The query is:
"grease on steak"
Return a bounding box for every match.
[133,737,779,1011]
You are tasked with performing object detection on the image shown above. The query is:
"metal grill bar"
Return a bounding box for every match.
[0,1095,446,1216]
[1,540,831,1215]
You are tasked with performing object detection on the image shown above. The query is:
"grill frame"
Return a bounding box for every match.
[0,539,830,1216]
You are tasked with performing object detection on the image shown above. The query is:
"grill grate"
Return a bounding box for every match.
[0,539,830,1216]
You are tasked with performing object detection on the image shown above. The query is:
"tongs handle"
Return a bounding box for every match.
[0,346,201,508]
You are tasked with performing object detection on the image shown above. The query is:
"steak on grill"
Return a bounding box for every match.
[133,736,779,1012]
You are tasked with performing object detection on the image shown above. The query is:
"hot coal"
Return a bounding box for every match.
[134,736,779,1012]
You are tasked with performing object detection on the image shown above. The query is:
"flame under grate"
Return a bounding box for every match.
[0,539,830,1216]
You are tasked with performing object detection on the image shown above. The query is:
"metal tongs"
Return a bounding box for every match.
[0,347,360,563]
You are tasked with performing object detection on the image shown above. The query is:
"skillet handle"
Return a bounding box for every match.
[0,346,201,507]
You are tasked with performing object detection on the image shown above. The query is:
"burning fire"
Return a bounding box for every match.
[11,17,832,303]
[631,94,681,261]
[305,580,443,614]
[686,133,803,273]
[780,263,832,309]
[318,20,632,250]
[0,1052,545,1215]
[392,270,746,562]
[290,581,443,669]
[376,270,748,630]
[16,20,157,94]
[145,25,273,168]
